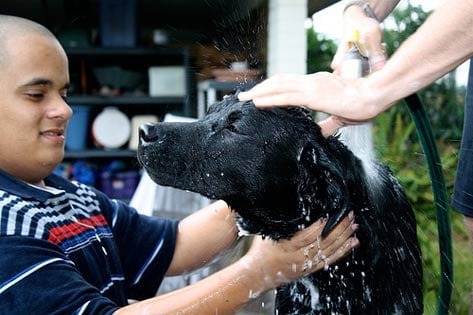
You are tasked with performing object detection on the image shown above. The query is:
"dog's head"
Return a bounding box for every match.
[138,94,351,239]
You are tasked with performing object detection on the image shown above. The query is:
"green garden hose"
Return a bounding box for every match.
[404,93,453,315]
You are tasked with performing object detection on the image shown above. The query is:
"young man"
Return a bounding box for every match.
[0,15,357,314]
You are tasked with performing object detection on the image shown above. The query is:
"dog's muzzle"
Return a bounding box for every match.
[139,123,159,145]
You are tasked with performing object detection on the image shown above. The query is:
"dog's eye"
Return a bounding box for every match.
[223,111,242,133]
[226,124,238,133]
[227,111,242,123]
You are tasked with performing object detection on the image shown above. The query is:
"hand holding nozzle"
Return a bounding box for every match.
[340,29,387,79]
[340,30,370,79]
[331,6,387,74]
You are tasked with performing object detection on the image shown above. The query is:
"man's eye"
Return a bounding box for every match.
[26,93,44,100]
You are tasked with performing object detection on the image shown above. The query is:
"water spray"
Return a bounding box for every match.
[339,30,376,178]
[339,30,453,314]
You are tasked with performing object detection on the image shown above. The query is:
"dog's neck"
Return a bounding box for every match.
[229,136,373,241]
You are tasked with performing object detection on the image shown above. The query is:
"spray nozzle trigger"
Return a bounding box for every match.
[348,29,368,58]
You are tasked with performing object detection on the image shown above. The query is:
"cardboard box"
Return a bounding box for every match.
[148,66,186,97]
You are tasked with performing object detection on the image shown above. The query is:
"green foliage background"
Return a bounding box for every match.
[308,4,472,314]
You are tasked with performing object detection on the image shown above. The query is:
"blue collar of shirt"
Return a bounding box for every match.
[0,168,79,202]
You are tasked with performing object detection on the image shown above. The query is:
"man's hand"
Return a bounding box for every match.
[331,4,386,74]
[242,212,359,290]
[238,72,379,137]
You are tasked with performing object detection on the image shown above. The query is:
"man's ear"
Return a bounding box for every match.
[297,142,349,238]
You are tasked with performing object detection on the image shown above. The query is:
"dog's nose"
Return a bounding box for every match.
[139,123,159,143]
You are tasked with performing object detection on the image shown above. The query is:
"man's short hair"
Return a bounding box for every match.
[0,15,58,67]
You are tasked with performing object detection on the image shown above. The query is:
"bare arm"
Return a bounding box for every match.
[166,200,238,275]
[365,0,473,108]
[239,0,473,135]
[114,213,358,314]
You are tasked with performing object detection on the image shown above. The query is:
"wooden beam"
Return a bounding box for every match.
[308,0,340,15]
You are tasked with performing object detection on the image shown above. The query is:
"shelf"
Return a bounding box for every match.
[63,45,193,166]
[197,80,257,117]
[65,149,138,159]
[65,45,193,116]
[198,80,257,91]
[65,47,188,57]
[65,47,189,69]
[67,95,186,106]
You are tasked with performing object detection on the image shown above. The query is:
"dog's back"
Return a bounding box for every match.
[138,94,423,314]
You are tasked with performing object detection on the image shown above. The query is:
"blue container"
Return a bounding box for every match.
[99,170,140,199]
[99,0,137,47]
[66,106,91,150]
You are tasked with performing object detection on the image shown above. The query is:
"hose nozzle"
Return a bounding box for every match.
[341,30,370,78]
[348,29,369,58]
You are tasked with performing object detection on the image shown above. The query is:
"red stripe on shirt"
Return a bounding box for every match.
[47,214,108,245]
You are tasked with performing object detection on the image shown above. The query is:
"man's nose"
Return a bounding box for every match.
[51,96,73,121]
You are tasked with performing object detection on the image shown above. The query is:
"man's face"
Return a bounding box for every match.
[0,33,72,184]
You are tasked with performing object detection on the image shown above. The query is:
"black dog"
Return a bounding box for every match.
[137,94,423,314]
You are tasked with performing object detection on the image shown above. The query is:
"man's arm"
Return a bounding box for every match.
[364,0,473,111]
[114,212,358,314]
[239,0,473,135]
[165,200,238,275]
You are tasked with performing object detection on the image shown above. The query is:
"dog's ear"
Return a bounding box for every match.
[297,142,349,238]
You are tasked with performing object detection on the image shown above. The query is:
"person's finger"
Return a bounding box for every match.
[238,74,290,101]
[319,212,356,247]
[291,217,327,245]
[369,53,387,72]
[304,235,359,274]
[248,94,301,108]
[358,23,386,72]
[317,116,346,138]
[331,42,351,74]
[307,217,359,273]
[240,90,309,108]
[238,74,308,105]
[299,212,356,258]
[333,38,386,74]
[320,217,359,256]
[327,236,360,263]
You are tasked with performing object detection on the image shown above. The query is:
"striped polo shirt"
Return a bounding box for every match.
[0,169,178,314]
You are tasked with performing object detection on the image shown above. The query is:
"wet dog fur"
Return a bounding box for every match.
[137,94,423,314]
